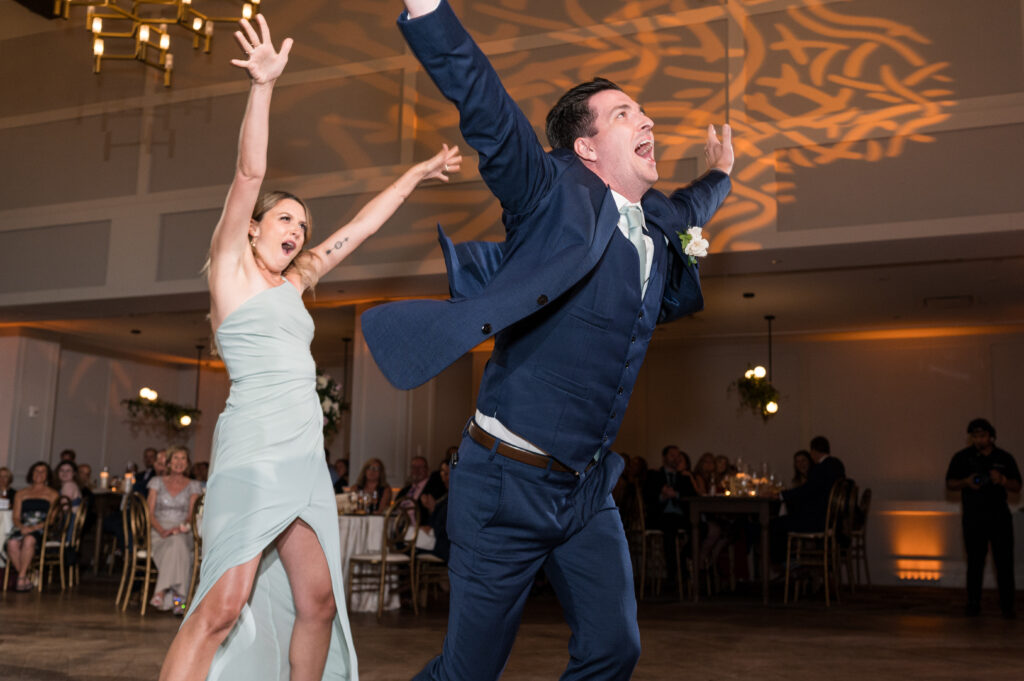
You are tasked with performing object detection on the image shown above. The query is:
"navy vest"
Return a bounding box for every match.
[476,223,667,471]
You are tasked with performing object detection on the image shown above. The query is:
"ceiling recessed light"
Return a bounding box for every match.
[130,329,141,335]
[742,292,755,299]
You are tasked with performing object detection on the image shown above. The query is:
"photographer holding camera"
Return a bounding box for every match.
[946,418,1021,618]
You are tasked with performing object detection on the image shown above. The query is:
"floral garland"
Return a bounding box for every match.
[316,368,348,441]
[731,368,780,422]
[121,397,200,430]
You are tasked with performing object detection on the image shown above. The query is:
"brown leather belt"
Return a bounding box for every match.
[467,421,578,474]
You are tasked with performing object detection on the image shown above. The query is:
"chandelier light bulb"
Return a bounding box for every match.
[765,401,779,414]
[744,369,755,380]
[183,0,192,4]
[753,365,767,379]
[178,414,192,427]
[192,17,204,32]
[253,0,261,6]
[165,53,174,69]
[205,21,214,37]
[160,32,171,50]
[91,17,102,34]
[93,38,104,56]
[139,25,150,43]
[242,3,253,20]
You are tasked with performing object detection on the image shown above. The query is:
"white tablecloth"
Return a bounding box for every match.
[338,514,400,613]
[0,509,13,567]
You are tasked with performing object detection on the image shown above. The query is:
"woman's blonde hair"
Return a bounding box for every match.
[355,458,389,490]
[204,190,322,292]
[166,445,191,468]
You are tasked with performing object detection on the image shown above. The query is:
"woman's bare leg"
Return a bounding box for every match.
[277,519,337,681]
[16,536,37,577]
[158,554,261,681]
[6,538,22,576]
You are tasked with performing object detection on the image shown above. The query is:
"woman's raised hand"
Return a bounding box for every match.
[420,144,463,183]
[230,14,293,84]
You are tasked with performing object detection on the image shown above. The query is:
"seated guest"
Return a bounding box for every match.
[792,449,813,488]
[693,452,717,496]
[398,455,445,523]
[714,454,736,489]
[644,446,698,594]
[54,460,86,548]
[771,436,846,563]
[59,449,77,463]
[351,459,393,514]
[147,446,203,613]
[627,454,649,488]
[398,456,431,500]
[133,447,161,494]
[418,460,452,563]
[55,461,83,508]
[332,458,350,493]
[189,461,210,490]
[0,466,15,506]
[77,463,94,491]
[423,447,456,499]
[4,462,59,592]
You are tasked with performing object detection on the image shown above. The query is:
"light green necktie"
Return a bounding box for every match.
[621,204,647,289]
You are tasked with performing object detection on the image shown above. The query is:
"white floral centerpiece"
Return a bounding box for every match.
[315,368,347,442]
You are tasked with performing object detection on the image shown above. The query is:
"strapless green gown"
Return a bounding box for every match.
[186,281,357,680]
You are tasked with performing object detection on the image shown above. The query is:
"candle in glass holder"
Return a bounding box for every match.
[99,468,109,490]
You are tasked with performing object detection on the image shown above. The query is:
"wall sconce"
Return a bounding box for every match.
[55,0,261,86]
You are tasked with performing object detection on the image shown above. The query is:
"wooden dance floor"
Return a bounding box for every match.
[0,580,1019,680]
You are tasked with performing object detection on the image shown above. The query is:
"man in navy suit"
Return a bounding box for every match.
[771,436,847,562]
[362,1,733,678]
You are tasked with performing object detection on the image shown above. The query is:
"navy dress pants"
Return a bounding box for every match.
[413,432,641,681]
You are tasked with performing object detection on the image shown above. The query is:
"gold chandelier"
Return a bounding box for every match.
[54,0,262,86]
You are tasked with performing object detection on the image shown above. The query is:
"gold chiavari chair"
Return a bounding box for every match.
[115,492,159,614]
[184,493,205,613]
[37,499,72,592]
[347,499,418,620]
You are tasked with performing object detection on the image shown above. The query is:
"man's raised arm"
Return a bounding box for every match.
[397,0,554,217]
[403,0,441,19]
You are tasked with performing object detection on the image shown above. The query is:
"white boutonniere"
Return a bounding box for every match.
[677,226,709,265]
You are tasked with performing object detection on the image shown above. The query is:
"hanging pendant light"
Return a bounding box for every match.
[733,314,781,420]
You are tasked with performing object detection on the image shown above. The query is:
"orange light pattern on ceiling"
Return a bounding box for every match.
[409,1,953,255]
[720,2,954,251]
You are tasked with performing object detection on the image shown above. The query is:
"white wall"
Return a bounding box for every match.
[0,336,19,469]
[4,336,60,475]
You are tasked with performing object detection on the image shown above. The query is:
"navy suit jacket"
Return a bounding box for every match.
[362,0,731,390]
[782,455,846,532]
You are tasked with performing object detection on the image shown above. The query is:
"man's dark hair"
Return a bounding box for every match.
[545,77,623,150]
[967,418,996,438]
[810,436,831,454]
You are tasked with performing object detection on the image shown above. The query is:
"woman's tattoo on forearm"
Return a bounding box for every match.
[325,238,349,256]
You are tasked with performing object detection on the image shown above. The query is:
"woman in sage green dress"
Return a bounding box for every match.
[157,15,460,681]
